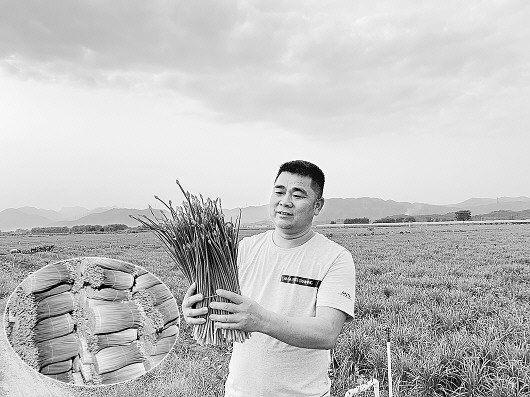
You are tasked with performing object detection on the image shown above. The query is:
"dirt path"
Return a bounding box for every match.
[0,312,72,397]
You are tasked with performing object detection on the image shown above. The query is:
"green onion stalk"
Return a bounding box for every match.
[131,180,250,346]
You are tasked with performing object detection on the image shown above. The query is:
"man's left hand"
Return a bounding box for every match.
[208,289,270,333]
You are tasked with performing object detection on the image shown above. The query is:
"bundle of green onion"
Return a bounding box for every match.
[99,362,146,385]
[93,342,144,375]
[40,359,73,375]
[33,313,75,343]
[131,180,249,346]
[92,329,138,353]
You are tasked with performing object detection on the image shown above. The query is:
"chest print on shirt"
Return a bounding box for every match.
[280,274,322,288]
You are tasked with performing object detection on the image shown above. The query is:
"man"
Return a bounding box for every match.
[182,160,355,396]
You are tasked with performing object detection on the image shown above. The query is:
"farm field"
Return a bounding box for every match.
[1,223,529,397]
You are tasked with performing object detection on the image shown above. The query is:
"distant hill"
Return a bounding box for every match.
[17,207,64,222]
[454,201,530,215]
[1,196,529,231]
[471,209,530,221]
[450,197,530,208]
[54,206,116,221]
[315,198,459,223]
[223,205,269,225]
[0,209,53,231]
[48,208,167,228]
[56,206,93,220]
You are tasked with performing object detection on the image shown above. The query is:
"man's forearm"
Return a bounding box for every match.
[260,307,346,350]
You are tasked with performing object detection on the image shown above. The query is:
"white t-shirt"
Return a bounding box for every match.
[225,230,356,397]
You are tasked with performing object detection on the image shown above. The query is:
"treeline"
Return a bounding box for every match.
[26,224,139,235]
[339,216,416,224]
[373,216,416,224]
[344,218,370,224]
[70,224,130,233]
[335,209,478,224]
[338,213,472,224]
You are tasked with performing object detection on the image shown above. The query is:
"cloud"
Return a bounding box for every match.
[1,0,529,138]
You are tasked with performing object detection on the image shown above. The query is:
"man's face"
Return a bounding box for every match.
[269,171,323,234]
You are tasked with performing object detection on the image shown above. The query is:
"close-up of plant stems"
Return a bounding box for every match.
[131,180,250,346]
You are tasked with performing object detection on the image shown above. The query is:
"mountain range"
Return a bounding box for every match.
[1,196,529,232]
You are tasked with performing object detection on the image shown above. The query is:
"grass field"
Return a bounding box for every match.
[1,223,529,396]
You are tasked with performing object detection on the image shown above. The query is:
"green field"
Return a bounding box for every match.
[1,223,529,396]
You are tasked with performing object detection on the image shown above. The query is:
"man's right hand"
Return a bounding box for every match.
[181,282,208,325]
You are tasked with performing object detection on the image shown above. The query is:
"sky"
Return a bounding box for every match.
[1,0,529,211]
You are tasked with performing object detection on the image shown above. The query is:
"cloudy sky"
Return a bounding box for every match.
[1,0,529,211]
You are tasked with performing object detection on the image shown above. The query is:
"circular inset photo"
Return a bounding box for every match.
[3,257,180,386]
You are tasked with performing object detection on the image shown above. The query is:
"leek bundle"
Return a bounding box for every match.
[93,343,144,375]
[135,267,149,276]
[84,297,117,314]
[33,283,72,302]
[21,261,72,294]
[37,332,79,368]
[40,359,73,375]
[36,292,75,322]
[131,180,248,346]
[100,269,135,290]
[158,324,179,339]
[143,283,173,306]
[100,362,146,385]
[92,329,138,353]
[153,297,180,327]
[87,302,142,334]
[82,262,134,290]
[132,272,161,292]
[33,313,75,343]
[81,257,137,274]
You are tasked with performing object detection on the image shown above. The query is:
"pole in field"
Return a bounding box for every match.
[387,327,393,397]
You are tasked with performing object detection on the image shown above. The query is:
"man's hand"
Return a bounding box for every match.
[181,282,208,325]
[208,289,270,333]
[210,289,346,349]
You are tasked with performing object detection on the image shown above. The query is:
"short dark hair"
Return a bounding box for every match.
[275,160,325,198]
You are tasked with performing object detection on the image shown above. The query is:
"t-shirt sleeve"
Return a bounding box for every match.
[236,239,244,265]
[236,237,250,274]
[316,249,356,321]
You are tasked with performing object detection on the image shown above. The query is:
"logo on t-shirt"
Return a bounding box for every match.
[339,291,352,300]
[281,275,322,288]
